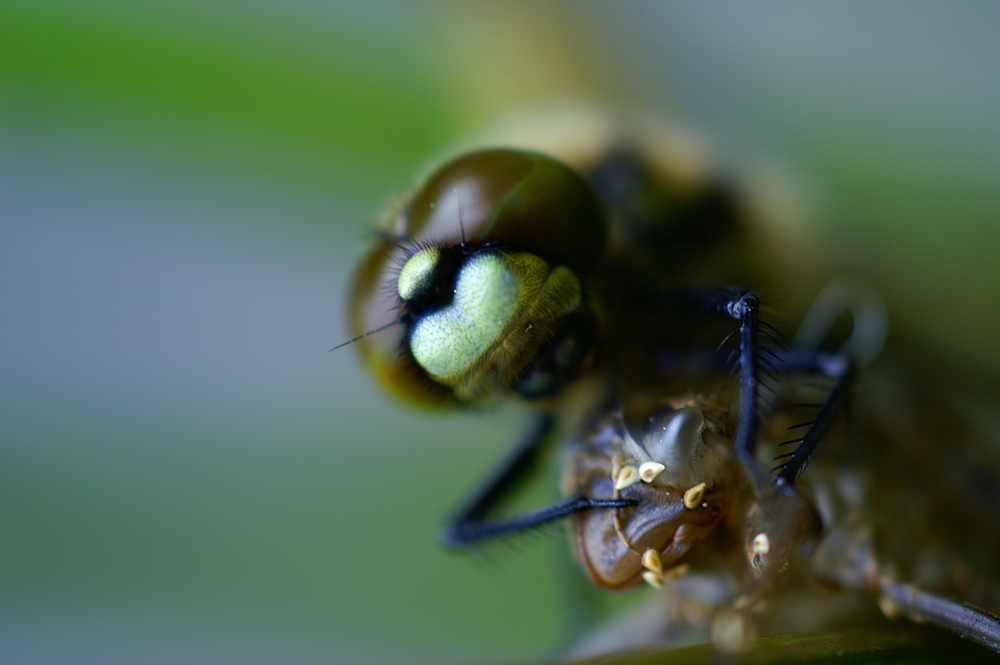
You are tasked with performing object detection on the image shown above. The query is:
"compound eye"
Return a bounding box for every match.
[402,149,607,276]
[397,247,440,302]
[349,148,607,408]
[406,250,581,401]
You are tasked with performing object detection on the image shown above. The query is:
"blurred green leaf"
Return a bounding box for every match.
[0,2,452,195]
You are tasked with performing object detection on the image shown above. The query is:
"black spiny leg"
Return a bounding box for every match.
[728,292,767,489]
[773,352,857,489]
[699,289,769,491]
[441,413,635,547]
[698,288,861,492]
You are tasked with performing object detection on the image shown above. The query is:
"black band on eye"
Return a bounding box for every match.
[399,245,466,314]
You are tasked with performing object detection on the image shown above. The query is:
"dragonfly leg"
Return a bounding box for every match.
[441,413,635,547]
[696,288,769,491]
[771,275,886,486]
[874,576,1000,653]
[772,352,857,487]
[812,504,1000,653]
[687,287,862,491]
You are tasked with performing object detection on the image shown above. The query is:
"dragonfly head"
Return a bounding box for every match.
[348,149,607,405]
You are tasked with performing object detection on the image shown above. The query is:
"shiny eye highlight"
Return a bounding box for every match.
[397,247,441,302]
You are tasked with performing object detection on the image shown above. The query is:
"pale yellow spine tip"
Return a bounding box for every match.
[683,482,706,509]
[638,461,665,482]
[642,570,664,589]
[614,465,639,490]
[641,548,663,574]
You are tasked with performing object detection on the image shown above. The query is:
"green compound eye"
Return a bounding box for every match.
[410,251,535,383]
[408,250,582,402]
[397,247,440,302]
[349,149,606,407]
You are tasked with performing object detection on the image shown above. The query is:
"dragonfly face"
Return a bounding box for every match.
[349,149,605,406]
[346,113,1000,653]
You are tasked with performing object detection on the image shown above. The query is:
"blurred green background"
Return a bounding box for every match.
[2,2,998,663]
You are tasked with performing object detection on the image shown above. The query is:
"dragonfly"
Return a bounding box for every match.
[343,111,1000,655]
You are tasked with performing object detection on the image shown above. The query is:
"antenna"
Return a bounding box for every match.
[329,319,402,352]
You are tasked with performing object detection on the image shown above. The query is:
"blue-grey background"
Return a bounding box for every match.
[3,2,998,663]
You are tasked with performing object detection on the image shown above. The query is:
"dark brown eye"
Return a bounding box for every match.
[349,149,607,407]
[399,149,607,275]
